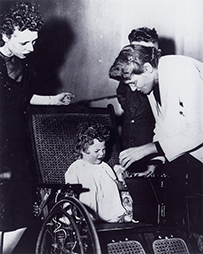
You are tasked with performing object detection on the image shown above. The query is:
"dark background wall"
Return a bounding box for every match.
[1,0,203,114]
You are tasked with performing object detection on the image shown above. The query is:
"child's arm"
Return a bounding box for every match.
[113,165,125,182]
[113,165,127,190]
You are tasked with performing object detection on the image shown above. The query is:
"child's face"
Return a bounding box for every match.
[82,139,106,165]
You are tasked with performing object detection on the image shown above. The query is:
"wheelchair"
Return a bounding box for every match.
[29,104,199,254]
[34,183,101,254]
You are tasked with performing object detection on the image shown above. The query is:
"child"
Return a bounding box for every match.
[65,122,132,223]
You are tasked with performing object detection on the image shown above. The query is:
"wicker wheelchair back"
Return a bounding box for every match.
[30,104,120,185]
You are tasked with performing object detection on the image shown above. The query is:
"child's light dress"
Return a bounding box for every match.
[65,159,126,222]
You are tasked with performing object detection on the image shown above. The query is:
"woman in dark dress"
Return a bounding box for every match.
[0,3,73,253]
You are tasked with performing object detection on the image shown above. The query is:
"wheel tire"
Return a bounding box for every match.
[36,196,101,254]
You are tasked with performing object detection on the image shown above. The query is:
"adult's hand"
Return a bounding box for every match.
[30,92,74,105]
[135,164,157,178]
[50,92,74,105]
[119,143,157,169]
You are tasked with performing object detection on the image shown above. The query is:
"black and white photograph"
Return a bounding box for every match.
[0,0,203,253]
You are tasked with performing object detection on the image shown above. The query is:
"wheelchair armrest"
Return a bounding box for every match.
[36,183,89,195]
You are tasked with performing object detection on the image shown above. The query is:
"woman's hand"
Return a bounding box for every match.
[119,143,157,169]
[50,92,74,105]
[30,92,74,105]
[135,164,157,178]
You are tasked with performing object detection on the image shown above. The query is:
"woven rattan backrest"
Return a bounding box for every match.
[107,240,146,254]
[152,238,190,254]
[30,104,120,184]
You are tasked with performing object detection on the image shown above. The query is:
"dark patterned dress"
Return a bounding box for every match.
[0,52,36,231]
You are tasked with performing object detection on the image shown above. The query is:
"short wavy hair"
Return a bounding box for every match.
[0,2,44,38]
[74,122,110,160]
[128,27,159,46]
[109,44,159,81]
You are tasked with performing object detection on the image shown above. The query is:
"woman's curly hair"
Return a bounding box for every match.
[74,122,110,160]
[0,2,44,38]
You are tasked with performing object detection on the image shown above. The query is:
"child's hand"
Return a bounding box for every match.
[114,165,125,182]
[33,202,41,217]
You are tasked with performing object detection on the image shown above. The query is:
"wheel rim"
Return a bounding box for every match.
[36,197,101,254]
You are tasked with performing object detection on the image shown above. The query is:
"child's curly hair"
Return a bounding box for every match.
[74,122,110,160]
[0,2,44,38]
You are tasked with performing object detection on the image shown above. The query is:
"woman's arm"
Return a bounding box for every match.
[30,92,74,105]
[119,142,158,169]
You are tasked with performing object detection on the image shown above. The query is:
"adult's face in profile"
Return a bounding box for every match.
[124,64,155,95]
[2,28,38,59]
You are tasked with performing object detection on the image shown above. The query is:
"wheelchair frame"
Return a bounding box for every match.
[34,183,101,254]
[29,104,197,254]
[29,104,123,254]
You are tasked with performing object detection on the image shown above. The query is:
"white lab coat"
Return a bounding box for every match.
[148,55,203,162]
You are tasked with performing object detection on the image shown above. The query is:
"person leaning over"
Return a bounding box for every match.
[112,27,162,176]
[110,44,203,228]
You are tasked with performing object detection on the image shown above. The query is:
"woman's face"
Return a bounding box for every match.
[82,139,106,165]
[124,66,155,94]
[2,28,38,58]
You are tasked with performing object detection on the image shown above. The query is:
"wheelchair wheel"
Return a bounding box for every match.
[36,196,101,254]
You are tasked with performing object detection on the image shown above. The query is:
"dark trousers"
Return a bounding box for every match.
[164,154,203,231]
[125,154,203,230]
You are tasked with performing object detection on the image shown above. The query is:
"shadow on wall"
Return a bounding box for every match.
[31,17,75,94]
[159,37,176,56]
